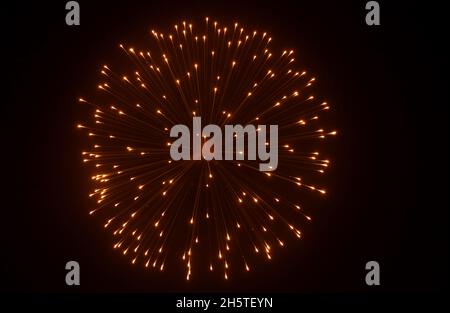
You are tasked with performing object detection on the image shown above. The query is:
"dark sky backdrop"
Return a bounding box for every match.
[3,0,449,294]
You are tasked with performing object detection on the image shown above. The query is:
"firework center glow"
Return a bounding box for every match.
[169,117,278,171]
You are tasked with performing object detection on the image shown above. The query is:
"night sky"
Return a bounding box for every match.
[3,0,448,298]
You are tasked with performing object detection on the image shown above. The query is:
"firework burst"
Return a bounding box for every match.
[77,18,336,280]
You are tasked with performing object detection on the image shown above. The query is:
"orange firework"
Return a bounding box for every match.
[77,18,336,281]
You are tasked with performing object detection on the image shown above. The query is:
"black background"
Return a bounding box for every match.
[3,0,449,299]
